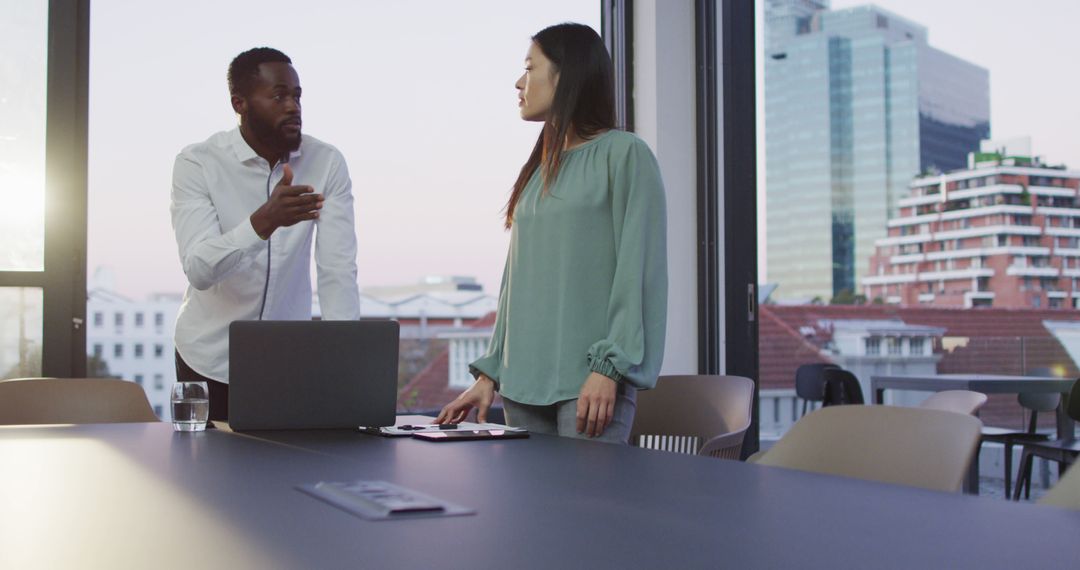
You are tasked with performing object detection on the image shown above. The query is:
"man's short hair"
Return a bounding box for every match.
[228,47,292,96]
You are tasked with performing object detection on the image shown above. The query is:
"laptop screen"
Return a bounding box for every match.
[228,320,398,430]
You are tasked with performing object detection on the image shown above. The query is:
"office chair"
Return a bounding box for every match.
[0,377,158,425]
[1012,379,1080,501]
[631,375,755,459]
[754,405,982,492]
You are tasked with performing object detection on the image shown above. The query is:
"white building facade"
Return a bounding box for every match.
[87,288,181,419]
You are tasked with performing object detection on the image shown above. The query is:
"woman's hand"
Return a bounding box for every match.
[576,372,617,437]
[436,375,496,424]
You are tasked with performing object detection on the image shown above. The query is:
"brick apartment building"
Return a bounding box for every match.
[863,141,1080,309]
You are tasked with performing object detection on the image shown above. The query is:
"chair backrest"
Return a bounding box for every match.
[1017,391,1061,413]
[794,363,838,402]
[1015,390,1061,433]
[0,378,159,425]
[631,375,755,459]
[918,390,988,416]
[1068,379,1080,423]
[822,368,864,406]
[755,405,983,492]
[1038,461,1080,511]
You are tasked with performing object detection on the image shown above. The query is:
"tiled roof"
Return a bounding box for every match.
[397,349,456,412]
[397,312,500,413]
[762,304,1080,428]
[758,305,835,390]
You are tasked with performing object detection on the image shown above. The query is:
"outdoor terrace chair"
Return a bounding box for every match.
[0,377,158,425]
[821,368,865,406]
[979,391,1060,499]
[753,405,983,492]
[631,375,755,459]
[795,363,839,417]
[1012,378,1080,501]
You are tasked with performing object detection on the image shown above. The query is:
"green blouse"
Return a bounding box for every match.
[470,130,668,406]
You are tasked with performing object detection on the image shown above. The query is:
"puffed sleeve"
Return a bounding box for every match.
[586,138,668,389]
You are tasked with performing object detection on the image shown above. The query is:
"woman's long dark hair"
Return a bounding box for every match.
[504,23,616,228]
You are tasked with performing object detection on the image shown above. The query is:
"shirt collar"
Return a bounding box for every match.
[228,126,304,164]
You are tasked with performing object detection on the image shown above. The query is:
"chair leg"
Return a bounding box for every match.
[1026,456,1035,500]
[801,399,807,418]
[1025,460,1032,500]
[1013,449,1033,501]
[1003,441,1013,500]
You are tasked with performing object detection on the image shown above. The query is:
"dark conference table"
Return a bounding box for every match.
[3,421,1080,569]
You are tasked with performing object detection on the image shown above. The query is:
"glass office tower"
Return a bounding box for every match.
[764,0,990,301]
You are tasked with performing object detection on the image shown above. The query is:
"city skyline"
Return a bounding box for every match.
[83,1,1080,300]
[758,0,1080,285]
[830,0,1080,169]
[763,0,990,301]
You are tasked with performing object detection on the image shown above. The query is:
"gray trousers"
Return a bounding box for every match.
[501,384,637,444]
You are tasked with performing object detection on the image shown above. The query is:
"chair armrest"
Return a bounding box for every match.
[698,428,749,460]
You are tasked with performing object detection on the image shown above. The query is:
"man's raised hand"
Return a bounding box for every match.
[250,164,323,239]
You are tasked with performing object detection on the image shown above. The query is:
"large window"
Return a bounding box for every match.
[88,1,600,415]
[1,0,86,380]
[0,2,48,379]
[757,0,1080,496]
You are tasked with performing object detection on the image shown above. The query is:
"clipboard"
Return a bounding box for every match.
[360,421,528,437]
[412,429,530,442]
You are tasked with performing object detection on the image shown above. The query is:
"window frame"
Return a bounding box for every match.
[28,3,760,450]
[0,0,89,378]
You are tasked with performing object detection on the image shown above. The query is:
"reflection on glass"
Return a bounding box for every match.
[0,0,48,271]
[0,287,44,380]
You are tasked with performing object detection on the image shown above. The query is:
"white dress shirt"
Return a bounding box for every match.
[170,127,361,382]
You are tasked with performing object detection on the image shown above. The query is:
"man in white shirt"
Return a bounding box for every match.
[170,47,361,421]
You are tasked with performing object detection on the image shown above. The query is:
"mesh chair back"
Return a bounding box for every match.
[631,375,754,459]
[0,378,159,425]
[822,368,864,406]
[756,405,983,492]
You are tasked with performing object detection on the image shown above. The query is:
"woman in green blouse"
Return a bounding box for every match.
[436,23,667,443]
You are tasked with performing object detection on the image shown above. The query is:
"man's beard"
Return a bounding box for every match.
[246,113,302,155]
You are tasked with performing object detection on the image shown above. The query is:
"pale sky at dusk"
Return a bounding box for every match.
[87,0,600,298]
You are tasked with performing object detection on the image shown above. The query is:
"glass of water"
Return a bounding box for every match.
[171,381,209,432]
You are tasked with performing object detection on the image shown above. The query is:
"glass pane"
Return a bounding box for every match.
[0,0,47,271]
[0,287,44,379]
[89,1,601,415]
[757,0,1080,498]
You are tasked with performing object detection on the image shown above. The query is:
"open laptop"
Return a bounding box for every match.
[228,320,398,430]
